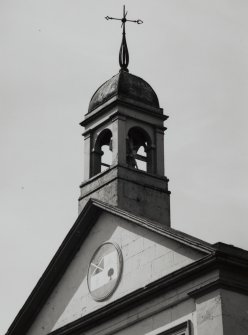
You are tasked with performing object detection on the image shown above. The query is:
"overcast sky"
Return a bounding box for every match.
[1,1,248,333]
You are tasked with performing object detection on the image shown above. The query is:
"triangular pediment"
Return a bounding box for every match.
[7,199,214,335]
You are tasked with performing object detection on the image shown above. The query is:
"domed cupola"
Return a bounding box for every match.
[87,6,160,115]
[88,71,160,113]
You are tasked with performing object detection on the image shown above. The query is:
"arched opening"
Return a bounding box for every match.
[92,129,113,176]
[126,127,152,173]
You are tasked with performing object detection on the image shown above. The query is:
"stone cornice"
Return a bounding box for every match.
[42,254,248,335]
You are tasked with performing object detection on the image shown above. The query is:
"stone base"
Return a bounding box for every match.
[79,165,170,227]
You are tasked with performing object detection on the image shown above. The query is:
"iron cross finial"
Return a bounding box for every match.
[105,5,143,72]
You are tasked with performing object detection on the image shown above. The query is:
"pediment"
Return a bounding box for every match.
[8,199,214,335]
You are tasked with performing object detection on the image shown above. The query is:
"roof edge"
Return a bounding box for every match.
[91,199,215,254]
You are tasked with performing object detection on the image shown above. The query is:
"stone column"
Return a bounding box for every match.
[112,114,127,166]
[83,132,91,180]
[155,128,165,176]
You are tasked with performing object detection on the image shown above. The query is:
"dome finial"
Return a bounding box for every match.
[105,5,143,72]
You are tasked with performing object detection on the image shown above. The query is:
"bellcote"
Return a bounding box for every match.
[80,70,167,178]
[79,70,170,227]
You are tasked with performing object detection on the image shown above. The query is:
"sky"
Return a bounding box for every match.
[1,0,248,333]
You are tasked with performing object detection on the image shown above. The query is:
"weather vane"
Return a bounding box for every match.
[105,5,143,72]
